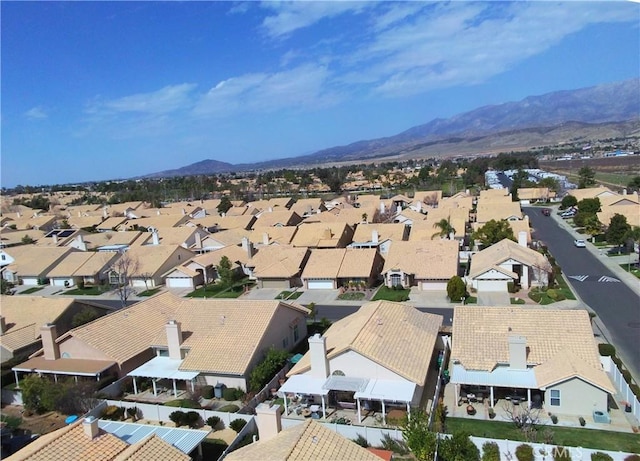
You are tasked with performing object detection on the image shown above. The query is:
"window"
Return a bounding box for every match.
[390,273,402,287]
[157,349,169,357]
[282,337,289,348]
[293,324,299,342]
[549,389,560,406]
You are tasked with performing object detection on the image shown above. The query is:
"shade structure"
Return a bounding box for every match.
[322,375,369,392]
[127,356,199,381]
[355,378,416,403]
[279,374,330,397]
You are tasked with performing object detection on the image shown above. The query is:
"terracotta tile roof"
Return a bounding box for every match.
[121,215,190,230]
[439,194,473,209]
[82,231,143,249]
[113,434,190,461]
[507,218,531,244]
[5,420,128,461]
[289,198,326,215]
[66,215,105,229]
[253,210,302,228]
[291,223,352,248]
[225,419,382,461]
[211,215,256,230]
[5,246,76,276]
[412,208,468,240]
[452,307,614,392]
[517,188,554,200]
[352,223,407,243]
[0,229,47,246]
[567,186,614,201]
[476,202,522,223]
[395,208,427,223]
[382,240,458,280]
[300,248,378,279]
[303,206,377,227]
[191,244,252,268]
[597,206,640,228]
[250,226,298,245]
[599,192,639,207]
[2,215,57,231]
[479,189,510,199]
[288,301,442,385]
[224,205,251,216]
[249,246,309,278]
[64,204,102,215]
[413,190,442,206]
[97,217,128,230]
[107,201,144,215]
[131,227,198,247]
[116,245,195,277]
[469,238,551,279]
[46,251,100,277]
[163,199,221,211]
[337,248,380,278]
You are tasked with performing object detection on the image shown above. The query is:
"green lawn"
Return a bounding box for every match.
[555,274,576,300]
[620,263,640,279]
[186,280,253,299]
[20,287,44,294]
[446,417,640,453]
[186,283,227,298]
[510,297,525,305]
[138,287,162,296]
[371,286,410,302]
[337,292,366,300]
[275,291,303,300]
[63,285,110,295]
[463,296,477,304]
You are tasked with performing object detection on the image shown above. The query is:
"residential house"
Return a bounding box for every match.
[80,231,143,252]
[349,223,408,254]
[289,198,327,217]
[16,292,309,391]
[303,206,377,227]
[2,246,77,285]
[65,215,105,231]
[246,246,310,288]
[440,192,474,210]
[411,207,469,241]
[195,228,252,253]
[291,222,354,249]
[568,186,617,202]
[250,226,298,246]
[225,405,383,461]
[0,296,101,363]
[382,240,459,290]
[393,208,427,226]
[96,216,128,232]
[132,227,209,251]
[46,251,120,287]
[517,187,555,204]
[409,190,442,212]
[475,202,523,225]
[301,248,383,290]
[450,307,615,415]
[280,301,443,422]
[507,217,532,246]
[119,214,190,231]
[35,229,85,248]
[0,229,46,248]
[247,197,295,213]
[596,193,640,228]
[468,235,551,292]
[2,215,58,232]
[252,210,303,228]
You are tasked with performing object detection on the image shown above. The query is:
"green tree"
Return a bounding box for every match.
[447,276,466,302]
[510,169,529,202]
[217,256,234,287]
[21,234,35,245]
[1,279,15,295]
[577,198,601,214]
[472,219,516,246]
[624,226,640,253]
[582,214,603,240]
[439,431,480,461]
[401,410,437,461]
[578,166,596,189]
[249,347,289,392]
[560,195,577,210]
[307,302,317,323]
[217,196,233,215]
[606,214,631,251]
[71,307,101,328]
[627,176,640,193]
[432,218,455,240]
[538,177,560,195]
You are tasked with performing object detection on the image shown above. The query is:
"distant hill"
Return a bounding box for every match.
[143,78,639,177]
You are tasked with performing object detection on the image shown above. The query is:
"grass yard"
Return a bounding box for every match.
[187,280,253,299]
[620,263,640,279]
[19,287,44,294]
[555,274,576,300]
[371,286,410,302]
[463,296,477,304]
[511,297,525,304]
[337,292,366,300]
[186,283,227,298]
[63,285,110,295]
[446,417,640,453]
[275,291,303,300]
[138,287,162,297]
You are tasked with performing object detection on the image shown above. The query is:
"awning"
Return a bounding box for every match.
[322,375,369,392]
[279,375,329,396]
[127,356,199,381]
[13,357,116,377]
[451,363,538,389]
[355,379,416,403]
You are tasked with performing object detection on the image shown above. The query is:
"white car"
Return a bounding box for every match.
[574,239,586,248]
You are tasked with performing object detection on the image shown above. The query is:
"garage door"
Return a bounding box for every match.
[477,280,508,292]
[167,278,194,289]
[262,279,291,289]
[307,280,334,290]
[53,278,72,287]
[421,282,448,291]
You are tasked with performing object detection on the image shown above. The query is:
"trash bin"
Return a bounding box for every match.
[214,383,226,399]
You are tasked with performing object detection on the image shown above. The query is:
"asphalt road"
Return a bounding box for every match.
[314,304,454,326]
[525,206,640,379]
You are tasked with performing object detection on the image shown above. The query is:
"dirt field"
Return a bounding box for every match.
[1,405,67,435]
[540,155,640,189]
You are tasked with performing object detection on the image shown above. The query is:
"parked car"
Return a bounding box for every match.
[574,239,586,248]
[542,208,551,216]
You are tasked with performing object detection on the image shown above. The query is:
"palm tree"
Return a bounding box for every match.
[432,218,455,240]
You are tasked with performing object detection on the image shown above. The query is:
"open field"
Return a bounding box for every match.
[540,155,639,189]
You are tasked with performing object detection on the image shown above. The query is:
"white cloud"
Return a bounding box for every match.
[24,106,48,119]
[86,83,196,115]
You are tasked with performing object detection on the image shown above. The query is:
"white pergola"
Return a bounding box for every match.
[279,375,329,418]
[355,378,416,424]
[127,357,199,397]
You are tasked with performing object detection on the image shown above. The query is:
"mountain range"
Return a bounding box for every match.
[143,78,640,178]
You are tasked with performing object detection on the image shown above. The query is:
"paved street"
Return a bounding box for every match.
[524,206,640,380]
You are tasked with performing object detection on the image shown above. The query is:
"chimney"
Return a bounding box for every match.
[0,316,5,335]
[52,233,59,245]
[379,202,385,214]
[322,228,332,240]
[165,320,183,360]
[508,335,527,370]
[242,237,254,258]
[182,208,186,216]
[263,232,270,246]
[16,212,21,218]
[103,207,108,219]
[268,207,273,213]
[415,201,422,212]
[152,230,160,245]
[518,231,528,248]
[255,403,282,442]
[83,416,100,440]
[41,323,60,360]
[372,230,379,244]
[157,209,161,216]
[308,334,330,378]
[623,189,627,196]
[195,231,202,249]
[76,234,87,251]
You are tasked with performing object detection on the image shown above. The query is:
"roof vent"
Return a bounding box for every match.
[220,315,226,325]
[312,436,318,444]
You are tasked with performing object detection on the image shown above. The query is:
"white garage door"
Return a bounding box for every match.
[167,278,194,289]
[53,278,72,287]
[21,277,39,286]
[307,280,334,289]
[478,280,508,292]
[421,282,448,291]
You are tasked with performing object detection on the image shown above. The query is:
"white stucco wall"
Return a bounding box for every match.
[203,374,248,391]
[545,378,609,416]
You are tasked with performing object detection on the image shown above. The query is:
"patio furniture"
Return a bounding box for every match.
[301,408,312,418]
[466,405,476,416]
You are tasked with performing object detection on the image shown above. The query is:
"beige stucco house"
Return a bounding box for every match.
[301,248,383,290]
[246,246,310,289]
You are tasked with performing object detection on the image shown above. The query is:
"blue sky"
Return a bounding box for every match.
[1,1,638,187]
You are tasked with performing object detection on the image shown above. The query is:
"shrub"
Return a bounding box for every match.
[249,348,290,392]
[625,456,640,461]
[202,385,214,399]
[481,441,500,461]
[378,434,408,455]
[218,404,240,413]
[185,411,201,428]
[551,414,558,424]
[223,387,245,401]
[164,399,201,408]
[230,418,247,432]
[102,405,125,421]
[622,369,632,384]
[488,407,496,419]
[579,416,586,427]
[439,432,479,461]
[126,407,138,420]
[598,343,616,357]
[206,416,222,429]
[553,447,572,461]
[352,434,369,447]
[447,276,466,302]
[612,355,623,367]
[591,453,613,461]
[169,410,186,427]
[515,444,534,461]
[507,281,516,293]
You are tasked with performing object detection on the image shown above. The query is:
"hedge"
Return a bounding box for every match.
[598,344,616,357]
[515,444,534,461]
[217,404,240,413]
[164,399,201,409]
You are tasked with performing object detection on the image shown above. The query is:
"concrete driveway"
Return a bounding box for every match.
[240,287,283,300]
[296,290,340,305]
[477,290,511,306]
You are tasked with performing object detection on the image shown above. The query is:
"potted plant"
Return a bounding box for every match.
[466,404,476,415]
[488,407,496,419]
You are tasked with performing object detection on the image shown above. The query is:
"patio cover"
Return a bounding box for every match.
[127,356,199,381]
[451,364,538,389]
[13,357,116,377]
[322,375,369,392]
[99,420,210,454]
[279,374,330,396]
[355,379,416,403]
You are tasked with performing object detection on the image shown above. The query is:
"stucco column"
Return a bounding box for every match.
[522,265,529,289]
[357,398,362,424]
[53,374,58,383]
[321,395,326,419]
[152,379,157,397]
[190,379,195,392]
[490,387,494,408]
[284,394,289,415]
[173,379,178,397]
[381,400,386,425]
[527,388,531,408]
[14,370,19,388]
[133,377,138,395]
[406,402,411,420]
[74,375,78,384]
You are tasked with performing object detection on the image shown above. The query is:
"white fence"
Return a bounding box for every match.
[281,418,404,446]
[601,355,640,421]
